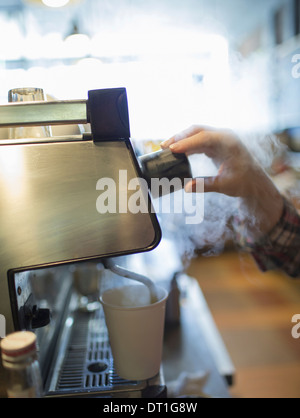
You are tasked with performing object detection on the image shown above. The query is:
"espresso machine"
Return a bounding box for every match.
[0,88,168,397]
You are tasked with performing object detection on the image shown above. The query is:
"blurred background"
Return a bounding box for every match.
[1,0,300,140]
[0,0,300,398]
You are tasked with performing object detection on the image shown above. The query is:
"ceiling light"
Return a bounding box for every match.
[42,0,70,7]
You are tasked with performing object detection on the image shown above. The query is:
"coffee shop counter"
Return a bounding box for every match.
[125,239,235,398]
[161,274,234,398]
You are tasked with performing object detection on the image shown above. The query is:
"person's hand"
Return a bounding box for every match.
[161,125,264,198]
[161,125,284,237]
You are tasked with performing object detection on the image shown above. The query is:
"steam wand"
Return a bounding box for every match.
[104,259,159,304]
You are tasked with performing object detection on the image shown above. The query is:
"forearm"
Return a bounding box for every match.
[238,167,284,240]
[164,126,300,278]
[236,196,300,278]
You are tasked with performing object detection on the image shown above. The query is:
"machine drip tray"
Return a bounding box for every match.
[45,304,166,398]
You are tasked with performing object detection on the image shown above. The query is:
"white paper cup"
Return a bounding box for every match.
[100,284,168,381]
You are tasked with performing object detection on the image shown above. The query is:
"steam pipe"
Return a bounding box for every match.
[104,259,159,304]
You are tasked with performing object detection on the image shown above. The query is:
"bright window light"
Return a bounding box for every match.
[42,0,70,7]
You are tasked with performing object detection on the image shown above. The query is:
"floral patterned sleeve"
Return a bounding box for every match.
[234,198,300,278]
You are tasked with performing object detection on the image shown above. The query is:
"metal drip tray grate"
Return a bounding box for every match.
[48,307,146,397]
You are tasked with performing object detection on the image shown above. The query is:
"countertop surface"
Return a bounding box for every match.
[163,274,233,398]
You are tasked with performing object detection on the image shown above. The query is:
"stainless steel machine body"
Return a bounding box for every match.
[0,88,162,397]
